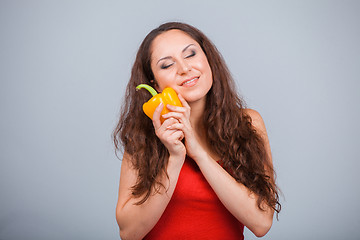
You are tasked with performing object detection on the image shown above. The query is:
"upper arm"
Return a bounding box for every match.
[116,152,138,224]
[243,108,273,166]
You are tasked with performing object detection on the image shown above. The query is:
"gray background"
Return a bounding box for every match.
[1,0,359,239]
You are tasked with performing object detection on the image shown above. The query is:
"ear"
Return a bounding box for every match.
[151,80,161,92]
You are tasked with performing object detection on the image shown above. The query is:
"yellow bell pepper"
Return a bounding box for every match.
[136,84,182,122]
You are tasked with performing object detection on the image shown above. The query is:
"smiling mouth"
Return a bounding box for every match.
[181,77,199,86]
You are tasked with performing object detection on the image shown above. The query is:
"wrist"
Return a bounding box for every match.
[167,154,186,178]
[168,153,186,165]
[190,148,209,164]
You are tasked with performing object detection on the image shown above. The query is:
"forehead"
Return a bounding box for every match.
[150,29,199,57]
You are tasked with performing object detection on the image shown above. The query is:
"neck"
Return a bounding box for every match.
[189,97,206,136]
[189,96,219,160]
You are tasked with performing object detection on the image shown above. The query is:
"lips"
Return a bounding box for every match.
[180,76,199,86]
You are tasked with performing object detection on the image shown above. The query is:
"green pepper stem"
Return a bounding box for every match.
[136,84,158,97]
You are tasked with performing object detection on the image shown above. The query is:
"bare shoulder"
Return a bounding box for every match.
[243,108,267,134]
[120,151,137,180]
[243,108,273,163]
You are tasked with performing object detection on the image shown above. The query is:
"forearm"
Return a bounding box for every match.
[194,151,274,237]
[117,155,185,240]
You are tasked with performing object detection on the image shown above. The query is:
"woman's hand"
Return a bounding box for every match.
[162,94,205,160]
[152,102,186,158]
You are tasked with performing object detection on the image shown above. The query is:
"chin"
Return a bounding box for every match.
[184,92,207,104]
[181,82,212,103]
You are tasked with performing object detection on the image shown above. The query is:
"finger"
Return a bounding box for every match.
[179,132,184,141]
[152,102,164,129]
[171,130,185,142]
[162,111,184,120]
[157,117,179,134]
[166,122,184,131]
[177,94,190,108]
[162,117,179,126]
[166,104,186,113]
[160,128,178,139]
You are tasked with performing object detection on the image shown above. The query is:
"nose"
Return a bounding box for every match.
[177,59,191,75]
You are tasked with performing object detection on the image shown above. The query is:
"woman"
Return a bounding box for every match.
[113,22,281,240]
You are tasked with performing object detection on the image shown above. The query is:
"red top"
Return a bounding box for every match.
[144,156,244,240]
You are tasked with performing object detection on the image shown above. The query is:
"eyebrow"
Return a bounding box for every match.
[156,44,195,65]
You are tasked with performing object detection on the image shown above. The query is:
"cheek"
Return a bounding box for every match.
[202,61,213,87]
[199,60,212,80]
[196,56,211,72]
[154,71,175,89]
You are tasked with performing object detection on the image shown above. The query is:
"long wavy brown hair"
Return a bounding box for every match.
[113,22,281,216]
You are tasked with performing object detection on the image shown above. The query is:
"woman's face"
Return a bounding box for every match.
[150,29,213,104]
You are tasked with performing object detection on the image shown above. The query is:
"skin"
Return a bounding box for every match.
[116,30,275,240]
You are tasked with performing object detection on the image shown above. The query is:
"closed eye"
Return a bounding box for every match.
[185,50,196,58]
[186,50,196,58]
[161,63,174,69]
